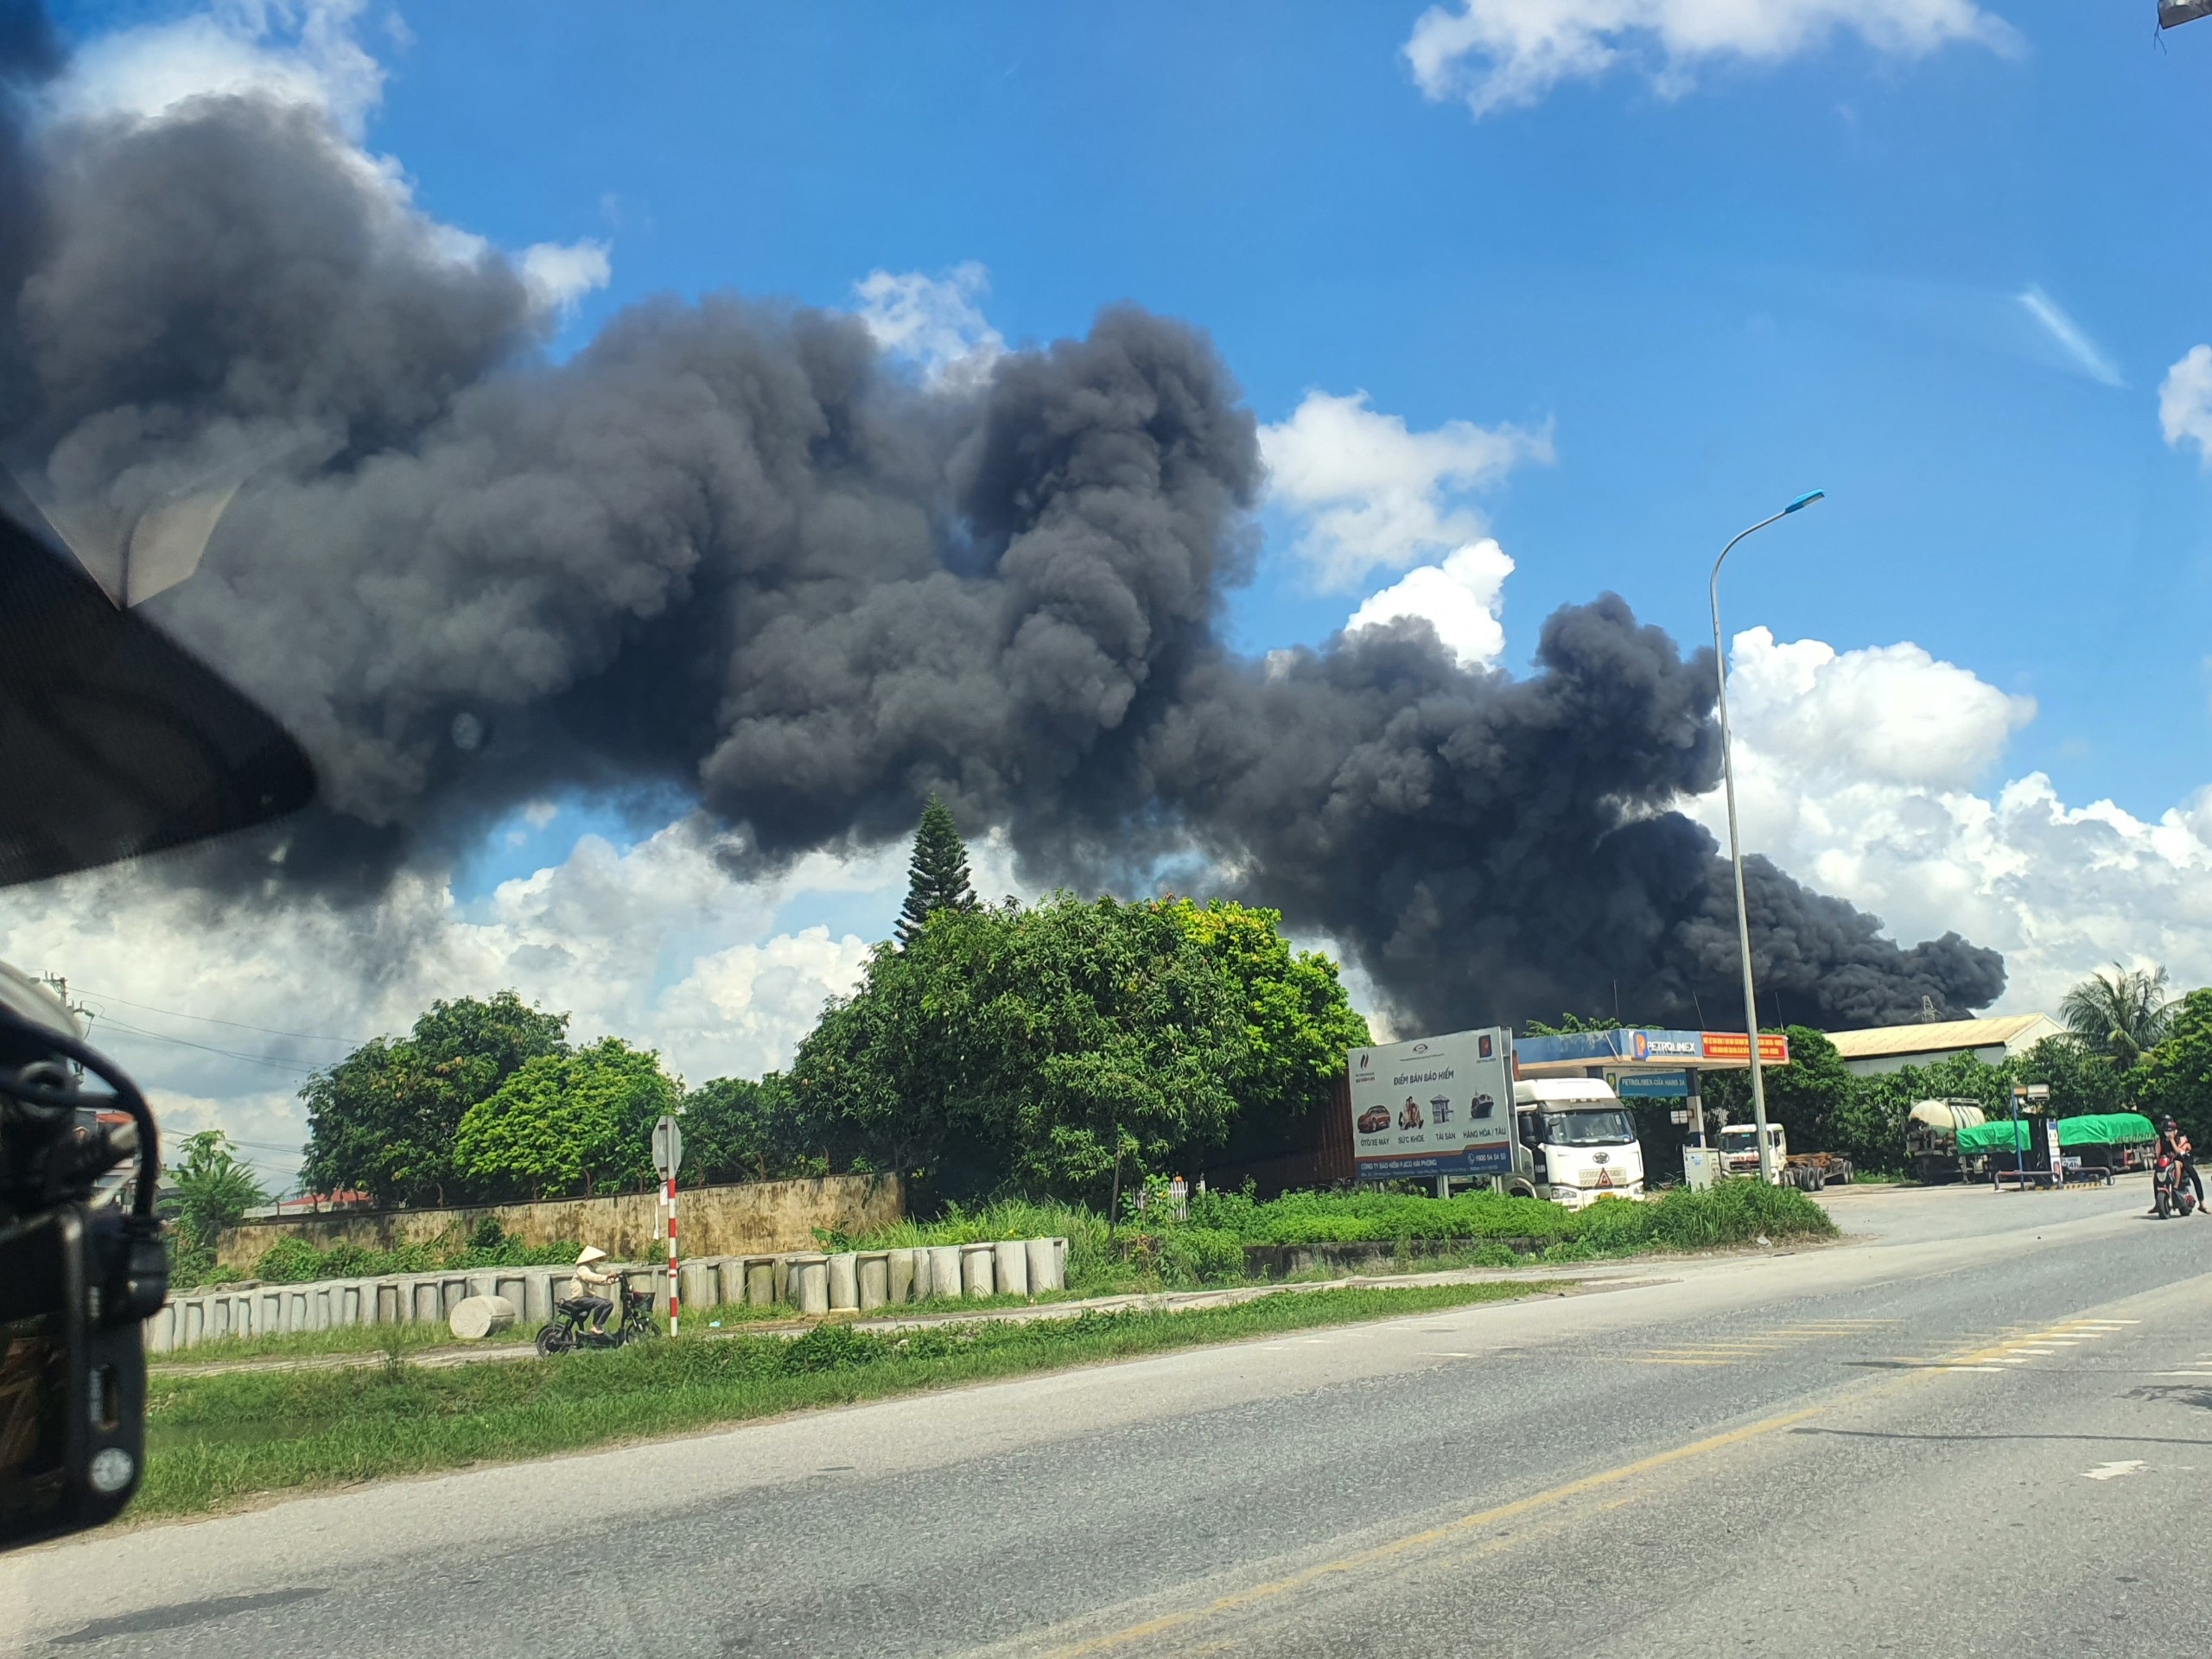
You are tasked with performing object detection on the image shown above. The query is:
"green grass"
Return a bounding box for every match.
[847,1181,1836,1291]
[137,1279,1565,1518]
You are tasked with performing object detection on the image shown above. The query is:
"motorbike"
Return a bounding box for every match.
[2152,1153,2199,1220]
[536,1281,659,1355]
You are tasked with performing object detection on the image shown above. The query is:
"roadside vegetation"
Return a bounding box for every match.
[842,1177,1835,1295]
[138,1279,1564,1517]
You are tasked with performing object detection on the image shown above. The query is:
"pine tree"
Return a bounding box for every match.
[896,796,977,946]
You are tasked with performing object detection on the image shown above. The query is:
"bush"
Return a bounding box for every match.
[1649,1179,1833,1250]
[1159,1227,1244,1284]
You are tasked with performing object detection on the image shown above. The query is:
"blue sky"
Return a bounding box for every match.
[17,1,2212,1172]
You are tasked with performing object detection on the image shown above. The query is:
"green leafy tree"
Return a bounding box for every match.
[1159,899,1372,1122]
[300,993,570,1207]
[2134,986,2212,1153]
[894,796,978,947]
[681,1074,826,1184]
[454,1037,681,1199]
[2060,963,2173,1067]
[167,1130,269,1253]
[789,894,1256,1199]
[984,896,1248,1197]
[2014,1034,2125,1118]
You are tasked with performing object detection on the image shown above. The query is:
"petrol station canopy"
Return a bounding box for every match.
[1513,1027,1791,1082]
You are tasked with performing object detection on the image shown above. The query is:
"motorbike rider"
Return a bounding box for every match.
[572,1245,620,1335]
[2152,1117,2204,1214]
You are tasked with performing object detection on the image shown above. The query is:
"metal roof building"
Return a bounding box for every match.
[1826,1014,2064,1077]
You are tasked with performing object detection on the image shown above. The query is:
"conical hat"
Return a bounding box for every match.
[575,1246,607,1266]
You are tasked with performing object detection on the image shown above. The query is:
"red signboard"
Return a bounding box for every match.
[1699,1032,1789,1064]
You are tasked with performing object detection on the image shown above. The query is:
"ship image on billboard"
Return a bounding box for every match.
[1346,1028,1515,1181]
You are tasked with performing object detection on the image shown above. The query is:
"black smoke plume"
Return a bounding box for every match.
[0,19,2003,1033]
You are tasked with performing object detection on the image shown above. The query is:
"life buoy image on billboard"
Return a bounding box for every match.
[1345,1028,1515,1180]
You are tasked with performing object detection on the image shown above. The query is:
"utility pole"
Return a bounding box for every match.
[1710,491,1825,1185]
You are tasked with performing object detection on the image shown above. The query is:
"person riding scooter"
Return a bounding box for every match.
[2152,1118,2204,1216]
[572,1246,620,1335]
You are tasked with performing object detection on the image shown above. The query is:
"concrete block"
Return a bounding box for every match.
[772,1255,791,1305]
[1027,1236,1061,1294]
[994,1239,1029,1300]
[466,1272,499,1301]
[679,1261,715,1313]
[449,1294,518,1340]
[790,1253,829,1316]
[147,1305,172,1353]
[829,1252,860,1311]
[182,1300,203,1347]
[440,1276,469,1318]
[198,1297,220,1342]
[520,1269,551,1325]
[495,1274,528,1319]
[927,1245,962,1303]
[412,1281,442,1324]
[857,1251,890,1311]
[312,1287,333,1332]
[961,1242,995,1299]
[258,1289,283,1332]
[887,1248,917,1305]
[284,1289,307,1333]
[1053,1237,1069,1284]
[747,1258,775,1306]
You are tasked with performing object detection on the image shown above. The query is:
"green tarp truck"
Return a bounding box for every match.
[1954,1112,2157,1172]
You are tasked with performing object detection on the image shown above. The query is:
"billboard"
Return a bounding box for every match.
[1347,1028,1516,1180]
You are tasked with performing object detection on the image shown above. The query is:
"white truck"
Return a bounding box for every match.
[1504,1077,1646,1208]
[1715,1122,1855,1192]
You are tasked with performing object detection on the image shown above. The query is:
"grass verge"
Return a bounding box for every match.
[138,1278,1566,1519]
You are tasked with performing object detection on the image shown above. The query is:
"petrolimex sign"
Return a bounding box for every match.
[1347,1028,1516,1181]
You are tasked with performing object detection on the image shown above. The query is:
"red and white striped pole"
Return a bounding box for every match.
[666,1173,679,1336]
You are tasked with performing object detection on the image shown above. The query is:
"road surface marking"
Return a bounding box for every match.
[1417,1351,1473,1359]
[2082,1460,2146,1482]
[1040,1403,1825,1656]
[2154,1370,2212,1379]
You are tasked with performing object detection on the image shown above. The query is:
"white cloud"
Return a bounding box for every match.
[1404,0,2018,118]
[853,262,1007,389]
[51,0,390,137]
[1260,391,1549,590]
[1687,626,2212,1020]
[1344,537,1516,669]
[0,817,1018,1186]
[2160,344,2212,465]
[519,239,613,321]
[2016,287,2122,388]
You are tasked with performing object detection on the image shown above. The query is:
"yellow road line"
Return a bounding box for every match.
[1040,1405,1824,1657]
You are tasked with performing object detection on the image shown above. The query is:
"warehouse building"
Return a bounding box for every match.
[1826,1014,2064,1077]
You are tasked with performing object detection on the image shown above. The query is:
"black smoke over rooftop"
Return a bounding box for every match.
[0,21,2003,1032]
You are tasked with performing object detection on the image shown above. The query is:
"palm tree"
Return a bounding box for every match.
[2059,963,2173,1067]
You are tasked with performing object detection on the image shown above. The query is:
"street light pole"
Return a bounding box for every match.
[1709,489,1825,1185]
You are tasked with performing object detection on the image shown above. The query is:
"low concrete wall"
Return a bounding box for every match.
[213,1173,904,1272]
[148,1236,1072,1355]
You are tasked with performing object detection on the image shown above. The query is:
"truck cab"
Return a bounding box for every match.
[1510,1078,1644,1208]
[1718,1122,1786,1180]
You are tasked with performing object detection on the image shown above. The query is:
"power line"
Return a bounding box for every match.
[92,1018,321,1076]
[70,986,370,1047]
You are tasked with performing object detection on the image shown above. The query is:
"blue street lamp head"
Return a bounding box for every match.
[1783,489,1826,513]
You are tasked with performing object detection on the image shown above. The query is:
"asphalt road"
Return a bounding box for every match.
[7,1178,2210,1657]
